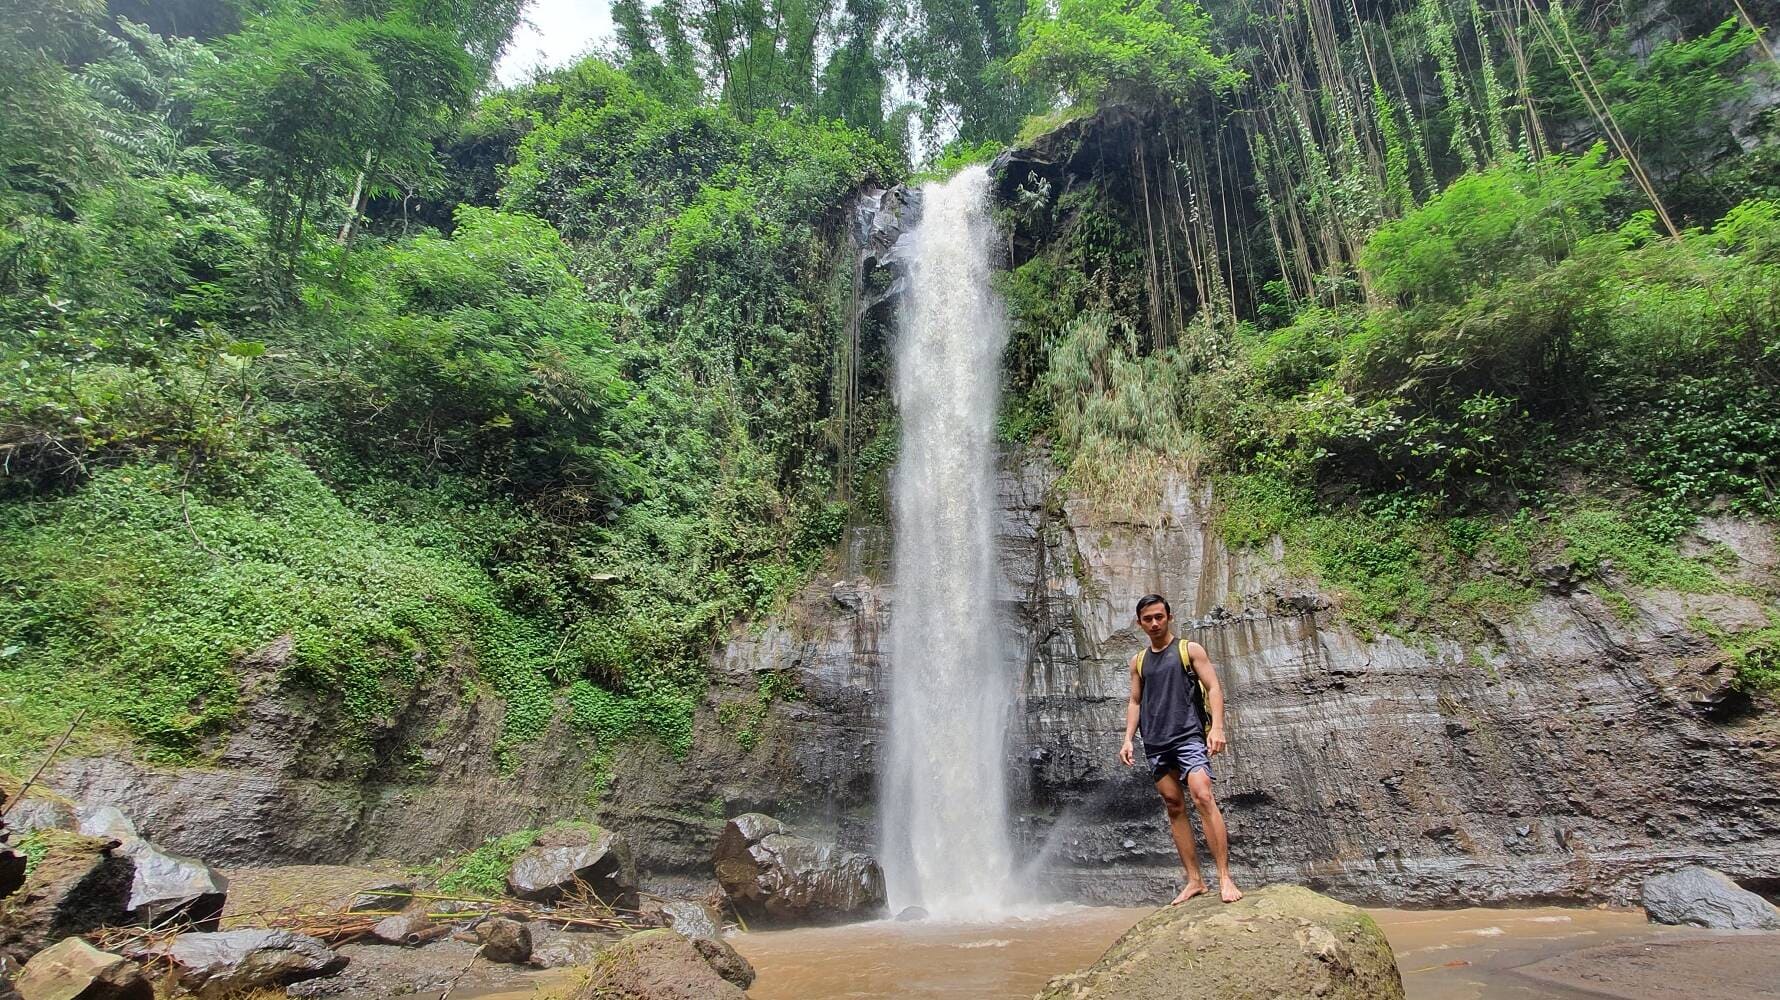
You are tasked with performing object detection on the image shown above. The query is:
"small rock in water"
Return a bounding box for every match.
[894,906,929,922]
[16,937,152,1000]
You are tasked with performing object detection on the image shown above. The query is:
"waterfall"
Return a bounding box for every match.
[880,165,1016,918]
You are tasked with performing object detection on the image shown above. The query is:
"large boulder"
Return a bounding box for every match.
[15,938,152,1000]
[575,929,745,1000]
[1641,866,1780,930]
[0,832,135,969]
[1035,885,1404,1000]
[147,929,345,999]
[0,776,77,836]
[712,813,885,924]
[654,900,722,941]
[78,807,226,931]
[506,824,637,910]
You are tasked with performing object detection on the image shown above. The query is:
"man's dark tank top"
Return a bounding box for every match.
[1138,639,1204,754]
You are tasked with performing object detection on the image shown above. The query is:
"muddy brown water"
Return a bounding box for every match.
[727,904,1776,1000]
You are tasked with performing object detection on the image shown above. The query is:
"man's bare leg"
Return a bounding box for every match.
[1155,772,1207,904]
[1187,769,1242,902]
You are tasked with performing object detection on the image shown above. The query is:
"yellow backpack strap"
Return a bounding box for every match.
[1180,638,1210,708]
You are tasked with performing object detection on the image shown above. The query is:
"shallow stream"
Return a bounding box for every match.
[727,904,1752,1000]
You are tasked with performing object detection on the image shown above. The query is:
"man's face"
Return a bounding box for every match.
[1138,603,1171,642]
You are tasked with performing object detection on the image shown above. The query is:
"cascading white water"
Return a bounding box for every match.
[880,165,1017,919]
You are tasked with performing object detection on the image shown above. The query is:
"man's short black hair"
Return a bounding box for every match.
[1135,594,1171,617]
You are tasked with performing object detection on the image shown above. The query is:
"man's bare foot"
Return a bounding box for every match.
[1220,879,1244,903]
[1171,882,1208,905]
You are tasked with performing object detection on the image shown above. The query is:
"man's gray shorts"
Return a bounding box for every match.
[1147,739,1212,783]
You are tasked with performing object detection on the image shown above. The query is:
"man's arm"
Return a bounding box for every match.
[1119,654,1142,767]
[1188,641,1227,755]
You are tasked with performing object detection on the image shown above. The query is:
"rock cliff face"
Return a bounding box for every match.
[609,450,1780,907]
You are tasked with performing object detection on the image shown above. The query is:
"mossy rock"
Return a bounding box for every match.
[1035,884,1404,1000]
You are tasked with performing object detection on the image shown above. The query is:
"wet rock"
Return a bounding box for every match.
[574,929,744,1000]
[652,900,721,940]
[712,813,885,924]
[77,807,226,930]
[150,929,346,999]
[894,906,929,922]
[15,938,152,1000]
[1035,885,1404,1000]
[473,917,530,964]
[689,936,754,990]
[1642,866,1780,929]
[505,824,637,909]
[0,832,134,969]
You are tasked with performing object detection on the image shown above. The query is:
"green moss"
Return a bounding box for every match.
[1695,612,1780,695]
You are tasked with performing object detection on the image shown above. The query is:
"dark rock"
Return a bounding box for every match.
[0,832,134,970]
[1036,885,1404,1000]
[15,938,152,1000]
[473,917,530,964]
[712,813,885,924]
[574,929,744,1000]
[0,851,24,900]
[689,936,753,990]
[77,807,226,930]
[894,906,929,922]
[505,825,637,909]
[1642,866,1780,929]
[150,929,346,999]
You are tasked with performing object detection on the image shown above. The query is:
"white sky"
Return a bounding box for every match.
[496,0,616,86]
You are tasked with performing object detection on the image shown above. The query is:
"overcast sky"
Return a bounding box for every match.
[496,0,616,86]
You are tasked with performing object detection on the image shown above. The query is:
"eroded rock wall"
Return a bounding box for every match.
[637,451,1780,906]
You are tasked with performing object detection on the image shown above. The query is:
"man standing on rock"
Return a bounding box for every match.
[1120,593,1243,905]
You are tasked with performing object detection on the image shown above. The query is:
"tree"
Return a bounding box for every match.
[1009,0,1238,109]
[197,16,388,275]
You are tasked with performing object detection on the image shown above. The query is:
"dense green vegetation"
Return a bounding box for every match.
[3,0,1779,779]
[993,0,1780,687]
[0,0,897,770]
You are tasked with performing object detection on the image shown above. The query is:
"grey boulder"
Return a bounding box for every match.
[505,824,637,909]
[149,929,346,999]
[1642,866,1780,930]
[712,813,885,924]
[15,938,152,1000]
[77,806,226,930]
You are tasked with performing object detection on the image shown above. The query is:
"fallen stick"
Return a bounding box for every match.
[3,709,87,819]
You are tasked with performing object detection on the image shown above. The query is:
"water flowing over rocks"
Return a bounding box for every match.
[712,814,885,923]
[659,450,1780,908]
[1641,866,1780,929]
[1034,884,1403,1000]
[13,939,150,1000]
